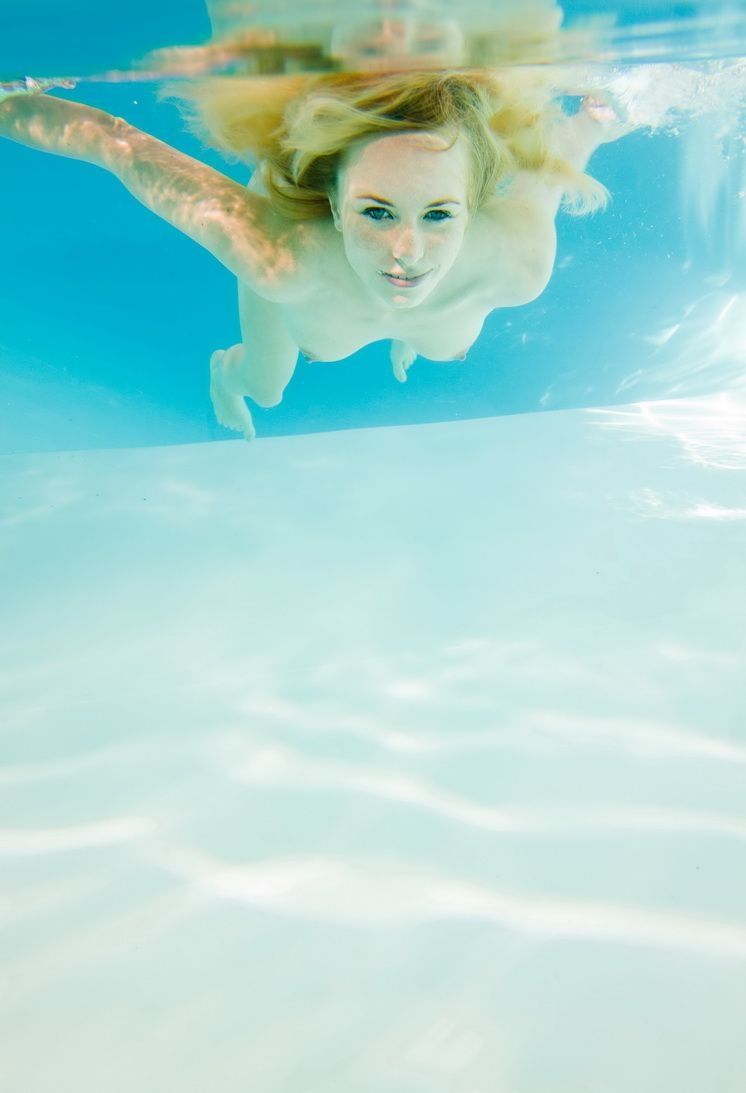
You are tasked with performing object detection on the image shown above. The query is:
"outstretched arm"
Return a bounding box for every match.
[0,89,299,294]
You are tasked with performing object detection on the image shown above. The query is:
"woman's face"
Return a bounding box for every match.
[331,130,471,309]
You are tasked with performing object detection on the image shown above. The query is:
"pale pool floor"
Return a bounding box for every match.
[1,396,745,1093]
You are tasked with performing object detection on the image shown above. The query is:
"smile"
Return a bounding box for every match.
[380,270,430,288]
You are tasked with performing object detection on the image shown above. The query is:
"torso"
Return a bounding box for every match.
[245,168,557,362]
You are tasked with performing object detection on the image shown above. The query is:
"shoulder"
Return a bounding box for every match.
[233,202,333,303]
[467,188,558,308]
[241,166,335,303]
[249,212,332,302]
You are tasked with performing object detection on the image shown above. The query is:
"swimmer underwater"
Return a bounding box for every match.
[0,69,631,440]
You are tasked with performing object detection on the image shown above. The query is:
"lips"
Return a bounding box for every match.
[382,271,430,288]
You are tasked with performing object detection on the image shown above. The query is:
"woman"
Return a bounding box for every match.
[0,70,625,439]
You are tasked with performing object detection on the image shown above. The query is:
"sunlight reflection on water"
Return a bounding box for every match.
[590,391,746,470]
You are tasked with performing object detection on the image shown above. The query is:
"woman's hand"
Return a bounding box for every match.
[579,93,634,143]
[391,340,417,383]
[0,76,77,101]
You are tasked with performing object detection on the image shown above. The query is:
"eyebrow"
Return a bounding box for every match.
[353,194,462,207]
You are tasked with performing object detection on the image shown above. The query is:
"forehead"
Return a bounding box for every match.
[338,130,470,198]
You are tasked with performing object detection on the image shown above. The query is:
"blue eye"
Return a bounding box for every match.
[362,206,392,221]
[361,206,454,223]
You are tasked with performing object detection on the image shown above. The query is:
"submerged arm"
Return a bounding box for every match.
[0,91,297,293]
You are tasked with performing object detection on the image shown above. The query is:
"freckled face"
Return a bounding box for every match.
[331,130,471,309]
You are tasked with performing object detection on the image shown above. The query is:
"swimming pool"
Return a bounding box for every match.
[1,3,745,1091]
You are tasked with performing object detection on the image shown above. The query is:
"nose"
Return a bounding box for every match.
[391,223,425,270]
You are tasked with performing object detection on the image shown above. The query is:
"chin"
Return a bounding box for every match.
[388,295,423,309]
[376,280,439,309]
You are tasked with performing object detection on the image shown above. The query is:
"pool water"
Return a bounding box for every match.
[1,3,745,1091]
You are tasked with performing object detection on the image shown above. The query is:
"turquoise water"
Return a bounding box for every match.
[2,4,746,450]
[1,3,746,1091]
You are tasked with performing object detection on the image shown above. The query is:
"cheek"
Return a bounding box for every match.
[345,225,386,265]
[354,223,385,248]
[434,226,466,259]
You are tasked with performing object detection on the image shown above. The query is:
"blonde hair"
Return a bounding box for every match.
[171,69,608,219]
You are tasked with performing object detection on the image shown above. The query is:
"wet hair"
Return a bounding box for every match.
[171,69,608,219]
